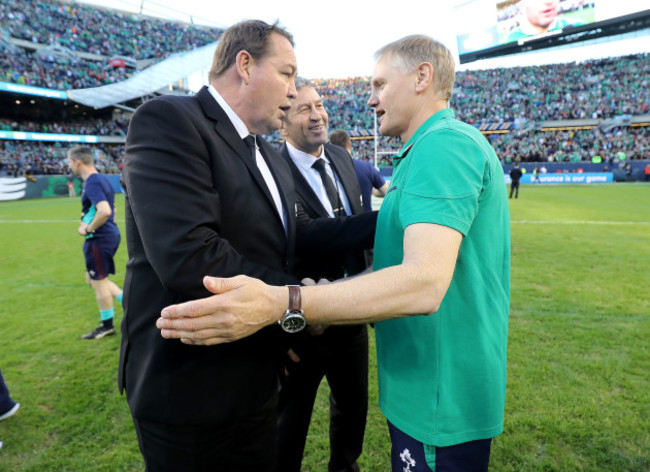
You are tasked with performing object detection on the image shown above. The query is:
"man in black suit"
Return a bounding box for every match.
[276,78,369,472]
[509,161,523,198]
[119,20,375,471]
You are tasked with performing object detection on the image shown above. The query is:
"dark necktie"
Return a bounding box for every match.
[312,158,344,217]
[243,134,288,233]
[243,134,256,162]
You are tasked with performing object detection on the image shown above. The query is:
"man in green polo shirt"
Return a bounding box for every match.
[156,34,511,472]
[503,0,584,43]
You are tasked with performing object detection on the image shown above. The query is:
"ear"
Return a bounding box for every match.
[414,62,434,93]
[235,50,254,84]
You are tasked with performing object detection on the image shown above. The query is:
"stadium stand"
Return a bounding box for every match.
[315,54,649,128]
[0,117,128,136]
[0,0,221,59]
[0,0,648,184]
[1,140,123,176]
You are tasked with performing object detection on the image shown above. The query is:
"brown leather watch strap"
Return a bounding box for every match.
[287,285,301,313]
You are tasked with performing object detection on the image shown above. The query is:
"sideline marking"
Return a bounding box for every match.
[0,219,126,223]
[511,220,650,225]
[1,219,648,225]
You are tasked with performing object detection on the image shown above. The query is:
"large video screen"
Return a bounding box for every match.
[455,0,647,56]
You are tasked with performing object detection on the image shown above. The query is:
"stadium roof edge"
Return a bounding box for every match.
[67,41,218,108]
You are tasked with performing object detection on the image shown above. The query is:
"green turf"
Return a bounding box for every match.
[0,183,648,471]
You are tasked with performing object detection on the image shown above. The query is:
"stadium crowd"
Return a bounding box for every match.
[345,126,650,166]
[0,1,648,176]
[0,117,129,136]
[0,141,123,176]
[0,0,222,89]
[0,0,221,59]
[1,43,132,89]
[486,126,650,163]
[1,122,648,175]
[315,53,649,130]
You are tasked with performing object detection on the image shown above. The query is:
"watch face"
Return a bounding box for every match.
[281,313,306,333]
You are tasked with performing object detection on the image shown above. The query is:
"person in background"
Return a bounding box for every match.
[509,161,523,198]
[329,129,389,212]
[505,0,581,42]
[157,33,511,472]
[119,19,375,471]
[67,146,122,340]
[0,369,19,422]
[532,166,540,183]
[0,368,20,450]
[277,78,369,472]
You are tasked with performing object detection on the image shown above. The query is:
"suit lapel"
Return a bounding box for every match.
[281,144,330,218]
[196,87,285,231]
[325,145,363,215]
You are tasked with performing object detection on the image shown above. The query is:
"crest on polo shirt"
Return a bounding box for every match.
[400,448,416,471]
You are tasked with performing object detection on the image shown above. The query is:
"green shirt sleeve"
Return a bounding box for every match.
[398,129,487,236]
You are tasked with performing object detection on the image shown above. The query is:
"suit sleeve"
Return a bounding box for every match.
[123,98,298,299]
[295,208,377,254]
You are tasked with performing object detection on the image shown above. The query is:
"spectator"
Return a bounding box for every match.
[330,129,389,212]
[509,161,523,198]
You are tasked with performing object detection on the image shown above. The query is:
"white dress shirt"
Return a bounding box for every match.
[285,141,352,217]
[207,85,286,229]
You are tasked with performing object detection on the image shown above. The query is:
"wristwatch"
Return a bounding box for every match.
[278,285,306,333]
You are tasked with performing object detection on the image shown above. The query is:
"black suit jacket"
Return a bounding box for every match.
[281,143,368,281]
[119,87,375,426]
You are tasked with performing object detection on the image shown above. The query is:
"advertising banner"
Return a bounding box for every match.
[0,175,122,201]
[504,172,614,185]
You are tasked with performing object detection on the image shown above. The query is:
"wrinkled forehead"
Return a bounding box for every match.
[371,53,406,84]
[287,87,325,121]
[295,85,322,103]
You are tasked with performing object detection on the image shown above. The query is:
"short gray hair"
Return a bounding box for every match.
[294,76,315,91]
[375,35,455,101]
[67,146,94,165]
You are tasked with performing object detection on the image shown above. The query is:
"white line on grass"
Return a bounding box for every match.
[0,219,126,223]
[511,220,650,225]
[1,219,648,225]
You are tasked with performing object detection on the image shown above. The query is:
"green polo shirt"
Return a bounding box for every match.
[373,108,511,446]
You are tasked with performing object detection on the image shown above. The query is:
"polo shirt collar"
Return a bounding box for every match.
[393,108,455,166]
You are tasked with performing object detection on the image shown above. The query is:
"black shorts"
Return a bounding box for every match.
[83,234,120,280]
[388,420,492,472]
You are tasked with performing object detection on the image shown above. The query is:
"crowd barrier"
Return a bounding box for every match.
[0,175,122,201]
[2,166,647,202]
[379,161,650,182]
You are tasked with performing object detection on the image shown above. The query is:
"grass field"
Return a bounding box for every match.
[0,183,649,471]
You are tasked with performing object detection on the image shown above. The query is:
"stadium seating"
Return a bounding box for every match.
[0,0,647,176]
[1,140,123,176]
[0,0,221,59]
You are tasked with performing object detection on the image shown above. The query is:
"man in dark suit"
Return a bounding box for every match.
[119,21,375,471]
[509,161,523,198]
[276,78,369,472]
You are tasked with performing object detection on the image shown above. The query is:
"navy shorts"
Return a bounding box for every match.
[388,421,492,472]
[83,235,120,280]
